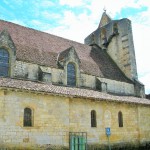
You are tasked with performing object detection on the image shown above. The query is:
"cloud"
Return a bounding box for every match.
[130,6,150,94]
[10,19,26,26]
[42,11,61,20]
[139,72,150,94]
[41,0,54,7]
[0,4,15,19]
[59,0,84,7]
[134,29,150,94]
[45,10,97,42]
[132,23,150,75]
[29,20,51,30]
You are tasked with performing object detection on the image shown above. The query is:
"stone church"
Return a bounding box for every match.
[0,11,150,149]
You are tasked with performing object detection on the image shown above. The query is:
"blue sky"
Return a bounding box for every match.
[0,0,150,94]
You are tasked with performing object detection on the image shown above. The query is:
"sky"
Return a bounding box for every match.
[0,0,150,94]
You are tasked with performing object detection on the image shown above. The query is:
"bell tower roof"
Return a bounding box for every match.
[98,10,112,28]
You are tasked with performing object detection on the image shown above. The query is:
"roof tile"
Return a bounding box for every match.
[0,20,131,82]
[0,77,149,105]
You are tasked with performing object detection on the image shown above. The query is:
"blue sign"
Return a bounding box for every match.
[105,127,111,136]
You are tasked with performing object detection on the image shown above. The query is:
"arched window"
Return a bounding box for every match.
[91,33,95,43]
[101,28,107,45]
[113,23,118,34]
[67,63,76,86]
[24,108,33,127]
[91,110,97,127]
[118,111,123,127]
[0,49,9,77]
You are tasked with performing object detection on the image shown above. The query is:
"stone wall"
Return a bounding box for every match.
[107,19,138,80]
[0,89,150,149]
[69,98,139,145]
[98,77,135,95]
[84,19,138,81]
[0,90,69,149]
[13,60,136,95]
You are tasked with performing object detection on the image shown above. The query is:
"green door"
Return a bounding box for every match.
[75,136,78,150]
[79,136,86,150]
[70,136,75,150]
[70,136,86,150]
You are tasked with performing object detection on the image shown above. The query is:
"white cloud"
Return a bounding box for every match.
[30,20,51,30]
[41,0,54,7]
[46,10,97,42]
[10,19,26,26]
[130,6,150,94]
[85,0,141,19]
[132,23,150,75]
[59,0,84,7]
[42,11,61,20]
[134,25,150,94]
[139,72,150,94]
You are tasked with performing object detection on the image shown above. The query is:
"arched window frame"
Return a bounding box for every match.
[113,23,118,34]
[67,62,76,86]
[118,111,123,127]
[0,48,10,77]
[101,28,107,45]
[23,107,33,127]
[91,110,97,127]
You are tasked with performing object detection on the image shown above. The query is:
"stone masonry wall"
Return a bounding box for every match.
[0,89,150,149]
[98,77,135,95]
[84,19,138,81]
[0,90,69,149]
[70,98,139,145]
[13,60,136,95]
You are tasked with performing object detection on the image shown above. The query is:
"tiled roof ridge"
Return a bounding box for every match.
[0,77,149,105]
[0,19,89,48]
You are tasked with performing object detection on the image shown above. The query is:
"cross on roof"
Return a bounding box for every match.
[103,7,106,12]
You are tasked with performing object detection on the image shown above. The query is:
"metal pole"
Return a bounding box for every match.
[107,136,111,150]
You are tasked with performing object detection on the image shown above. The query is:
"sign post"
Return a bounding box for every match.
[105,127,111,150]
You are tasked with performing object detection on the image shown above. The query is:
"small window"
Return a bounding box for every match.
[0,49,9,77]
[91,33,96,43]
[24,108,33,127]
[113,23,118,34]
[91,110,97,127]
[118,111,123,127]
[67,63,76,86]
[101,28,107,45]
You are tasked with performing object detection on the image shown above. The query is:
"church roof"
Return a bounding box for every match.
[98,11,112,28]
[0,77,149,105]
[0,19,131,83]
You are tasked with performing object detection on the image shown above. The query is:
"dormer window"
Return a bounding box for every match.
[67,63,76,86]
[0,48,9,77]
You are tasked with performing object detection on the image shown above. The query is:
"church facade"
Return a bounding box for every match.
[0,12,150,149]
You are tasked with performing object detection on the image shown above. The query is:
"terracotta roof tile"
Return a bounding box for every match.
[90,45,132,82]
[0,20,131,82]
[0,78,149,105]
